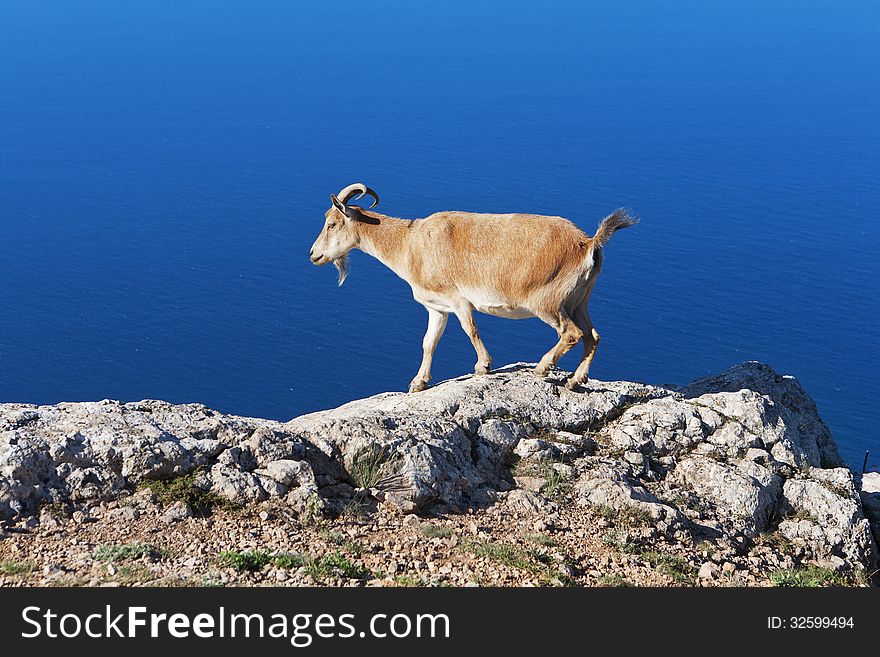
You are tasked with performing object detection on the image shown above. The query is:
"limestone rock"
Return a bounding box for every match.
[0,361,875,573]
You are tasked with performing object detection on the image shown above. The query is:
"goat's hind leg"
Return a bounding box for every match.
[409,308,448,393]
[533,309,583,378]
[566,305,600,390]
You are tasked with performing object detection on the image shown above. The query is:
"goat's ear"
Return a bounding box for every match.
[345,206,379,224]
[330,194,346,213]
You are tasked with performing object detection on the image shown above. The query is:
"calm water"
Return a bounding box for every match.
[1,1,878,467]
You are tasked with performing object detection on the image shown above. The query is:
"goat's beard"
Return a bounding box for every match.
[333,255,349,286]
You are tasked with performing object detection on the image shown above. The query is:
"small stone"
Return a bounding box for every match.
[505,489,552,515]
[550,463,577,479]
[698,562,718,579]
[110,507,140,521]
[816,555,847,572]
[385,492,418,514]
[558,563,576,578]
[402,515,421,530]
[258,510,272,521]
[38,510,63,529]
[721,562,737,575]
[514,476,547,493]
[161,501,193,524]
[42,564,65,578]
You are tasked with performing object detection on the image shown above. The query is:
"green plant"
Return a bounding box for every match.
[463,540,572,586]
[594,505,651,526]
[304,552,370,580]
[322,529,347,544]
[419,524,453,539]
[218,550,307,572]
[392,574,425,587]
[142,472,236,516]
[513,457,574,502]
[642,551,694,586]
[760,531,793,552]
[597,575,634,587]
[340,496,371,520]
[319,528,363,555]
[349,446,387,489]
[525,534,556,547]
[109,564,155,585]
[770,566,848,588]
[300,493,325,526]
[786,509,820,524]
[218,550,273,571]
[39,501,70,518]
[271,553,307,569]
[94,543,163,562]
[0,560,36,576]
[542,466,573,502]
[602,528,642,555]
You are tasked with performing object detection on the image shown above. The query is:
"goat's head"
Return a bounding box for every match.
[309,182,379,285]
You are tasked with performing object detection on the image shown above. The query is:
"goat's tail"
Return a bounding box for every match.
[592,208,638,249]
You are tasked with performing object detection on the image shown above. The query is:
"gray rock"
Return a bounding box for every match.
[514,476,546,493]
[504,489,554,515]
[208,466,267,506]
[255,459,314,489]
[698,562,718,579]
[779,469,875,568]
[38,509,64,529]
[0,361,875,572]
[683,362,843,468]
[109,506,140,521]
[160,501,192,523]
[669,455,782,537]
[575,463,683,527]
[859,472,880,546]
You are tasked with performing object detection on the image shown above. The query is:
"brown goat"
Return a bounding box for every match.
[309,183,636,392]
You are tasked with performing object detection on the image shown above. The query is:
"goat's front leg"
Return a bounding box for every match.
[454,306,493,375]
[408,308,448,393]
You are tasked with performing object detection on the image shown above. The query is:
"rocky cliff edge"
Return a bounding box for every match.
[1,361,878,580]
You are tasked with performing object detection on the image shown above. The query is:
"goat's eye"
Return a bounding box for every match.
[327,223,336,230]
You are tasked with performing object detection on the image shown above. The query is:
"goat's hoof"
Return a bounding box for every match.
[565,376,590,391]
[474,365,491,376]
[533,366,549,378]
[408,380,428,393]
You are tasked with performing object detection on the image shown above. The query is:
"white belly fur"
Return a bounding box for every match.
[412,287,536,319]
[464,288,534,319]
[474,304,534,319]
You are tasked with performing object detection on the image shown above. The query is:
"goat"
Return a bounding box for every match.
[309,182,636,392]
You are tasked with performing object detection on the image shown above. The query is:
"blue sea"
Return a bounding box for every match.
[1,1,877,468]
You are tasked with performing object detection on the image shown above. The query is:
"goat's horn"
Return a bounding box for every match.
[335,182,379,209]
